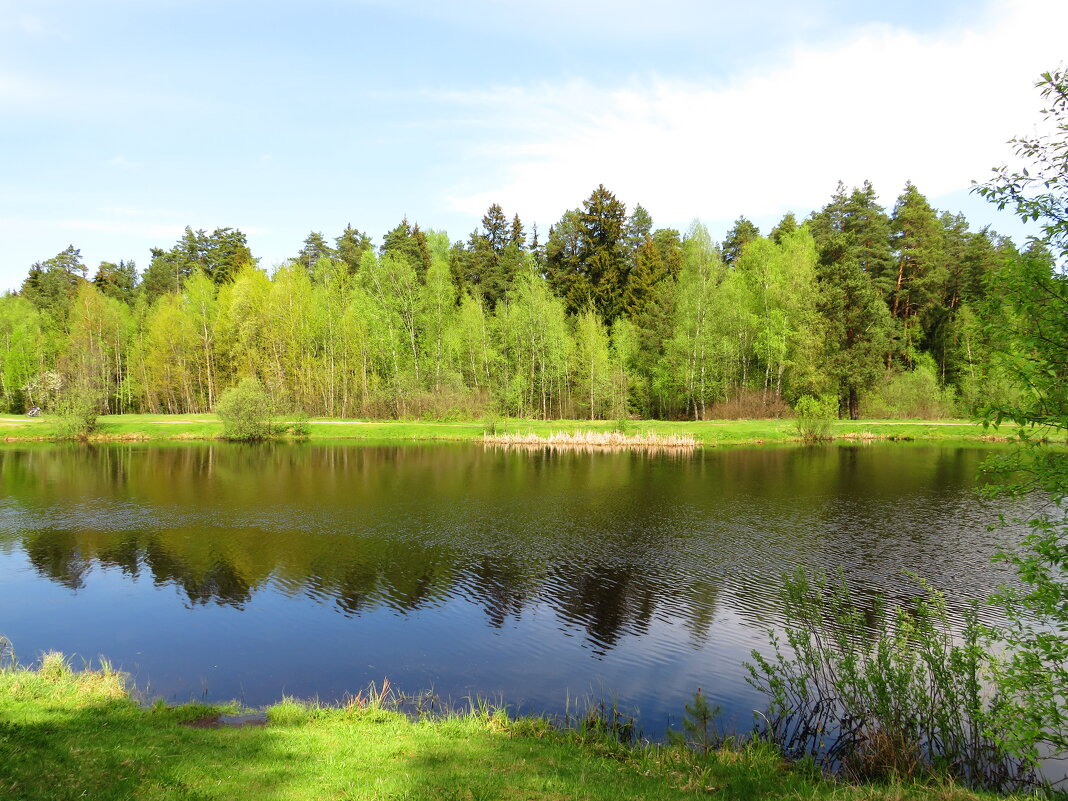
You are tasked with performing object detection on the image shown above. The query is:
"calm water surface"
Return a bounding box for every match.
[0,442,1025,735]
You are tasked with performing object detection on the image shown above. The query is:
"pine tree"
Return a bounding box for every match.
[335,224,372,273]
[297,231,336,271]
[722,217,760,267]
[890,182,946,361]
[92,260,138,305]
[810,184,895,418]
[770,211,798,244]
[624,204,653,253]
[574,185,628,322]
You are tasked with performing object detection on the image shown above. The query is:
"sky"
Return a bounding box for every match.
[0,0,1065,290]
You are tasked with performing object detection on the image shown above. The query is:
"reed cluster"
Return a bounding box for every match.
[482,430,697,450]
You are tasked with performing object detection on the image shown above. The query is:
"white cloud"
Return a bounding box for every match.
[107,155,141,169]
[443,0,1067,229]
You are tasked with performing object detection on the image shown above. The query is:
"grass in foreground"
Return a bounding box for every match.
[0,413,1024,446]
[0,656,1025,801]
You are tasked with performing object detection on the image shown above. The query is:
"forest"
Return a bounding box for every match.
[0,180,1050,421]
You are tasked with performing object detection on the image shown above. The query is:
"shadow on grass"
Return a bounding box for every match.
[0,690,728,801]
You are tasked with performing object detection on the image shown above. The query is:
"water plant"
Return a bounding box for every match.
[745,569,1041,793]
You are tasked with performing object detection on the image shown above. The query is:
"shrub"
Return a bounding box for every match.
[215,377,274,441]
[863,354,958,418]
[745,569,1038,792]
[53,385,102,440]
[704,390,792,420]
[281,411,311,438]
[792,394,836,443]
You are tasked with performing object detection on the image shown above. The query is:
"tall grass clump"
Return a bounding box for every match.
[745,569,1040,793]
[792,394,836,444]
[0,635,15,669]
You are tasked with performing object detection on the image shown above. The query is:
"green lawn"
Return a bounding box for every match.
[0,412,1022,445]
[0,657,1016,801]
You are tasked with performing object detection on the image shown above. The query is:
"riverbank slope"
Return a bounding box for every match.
[0,658,1021,801]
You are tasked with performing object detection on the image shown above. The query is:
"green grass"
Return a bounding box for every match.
[0,657,1021,801]
[0,412,1026,446]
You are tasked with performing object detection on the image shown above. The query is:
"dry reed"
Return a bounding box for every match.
[483,430,698,452]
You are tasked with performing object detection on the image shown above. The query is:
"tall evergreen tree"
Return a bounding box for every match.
[93,260,138,305]
[810,185,895,418]
[624,204,654,253]
[381,218,432,280]
[622,236,664,320]
[20,245,87,318]
[546,185,628,321]
[722,217,760,267]
[335,224,372,273]
[297,232,336,271]
[889,182,946,360]
[509,214,526,250]
[769,212,798,244]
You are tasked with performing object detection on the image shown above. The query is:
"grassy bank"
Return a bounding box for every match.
[0,656,1021,801]
[0,413,1023,445]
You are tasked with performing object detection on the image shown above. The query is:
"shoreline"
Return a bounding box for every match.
[0,656,1023,801]
[0,414,1032,447]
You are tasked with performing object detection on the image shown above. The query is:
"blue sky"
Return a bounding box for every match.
[1,0,1064,289]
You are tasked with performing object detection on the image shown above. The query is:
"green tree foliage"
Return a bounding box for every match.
[546,186,629,321]
[667,688,722,755]
[974,67,1068,766]
[889,182,946,361]
[0,173,1047,424]
[809,183,895,418]
[769,211,798,244]
[296,231,336,271]
[140,226,254,302]
[381,217,432,280]
[335,224,372,274]
[496,270,572,418]
[20,245,87,324]
[458,204,526,309]
[92,260,138,305]
[977,68,1068,264]
[0,295,45,412]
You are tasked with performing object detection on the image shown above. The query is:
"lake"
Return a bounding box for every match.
[0,441,1025,737]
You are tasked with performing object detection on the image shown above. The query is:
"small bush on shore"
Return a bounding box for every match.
[216,377,274,441]
[792,394,837,443]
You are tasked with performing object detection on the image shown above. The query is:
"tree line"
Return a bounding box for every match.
[0,181,1050,420]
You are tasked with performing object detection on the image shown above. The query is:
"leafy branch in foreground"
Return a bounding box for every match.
[975,64,1068,769]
